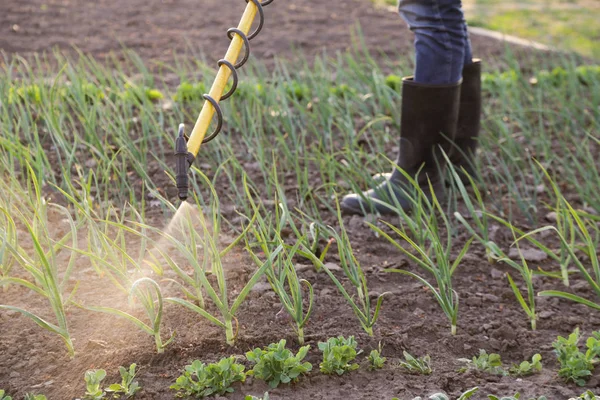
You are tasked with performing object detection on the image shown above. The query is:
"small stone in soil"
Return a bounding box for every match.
[294,263,313,272]
[250,282,272,293]
[368,291,382,299]
[482,293,500,302]
[545,211,558,222]
[323,262,342,271]
[347,215,364,230]
[508,247,548,262]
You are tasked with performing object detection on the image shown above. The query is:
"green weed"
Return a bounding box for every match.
[106,364,142,399]
[367,344,386,371]
[459,350,505,375]
[246,340,312,388]
[399,351,432,375]
[170,357,246,398]
[319,336,362,375]
[553,328,600,386]
[84,369,107,400]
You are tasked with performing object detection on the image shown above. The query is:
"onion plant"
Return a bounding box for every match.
[302,202,387,337]
[450,159,540,330]
[0,167,78,356]
[158,174,275,345]
[523,201,600,311]
[79,277,175,353]
[455,210,538,330]
[0,206,17,287]
[369,174,472,335]
[245,188,315,345]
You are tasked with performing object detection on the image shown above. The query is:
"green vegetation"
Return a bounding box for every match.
[319,336,362,375]
[371,180,473,335]
[106,364,142,399]
[170,357,246,398]
[80,278,174,353]
[367,344,387,370]
[488,395,547,400]
[399,351,432,375]
[246,340,312,388]
[459,350,505,375]
[508,354,542,376]
[245,394,270,400]
[373,0,600,57]
[84,370,107,400]
[392,387,479,400]
[247,194,317,345]
[570,391,599,400]
[0,33,599,398]
[553,328,600,386]
[459,350,543,377]
[470,7,600,59]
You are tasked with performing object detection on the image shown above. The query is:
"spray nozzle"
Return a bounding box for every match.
[175,124,195,201]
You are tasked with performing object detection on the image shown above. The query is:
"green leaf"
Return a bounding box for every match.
[539,291,600,311]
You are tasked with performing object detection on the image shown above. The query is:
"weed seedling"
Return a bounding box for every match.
[509,354,542,376]
[570,391,599,400]
[319,336,362,375]
[246,340,312,388]
[367,344,386,371]
[399,351,432,375]
[24,395,47,400]
[553,328,600,386]
[488,395,547,400]
[106,364,141,398]
[245,393,269,400]
[459,350,505,375]
[0,390,12,400]
[84,369,107,400]
[393,387,479,400]
[170,357,246,398]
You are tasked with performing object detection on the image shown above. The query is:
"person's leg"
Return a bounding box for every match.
[340,0,465,216]
[463,18,474,67]
[399,0,468,85]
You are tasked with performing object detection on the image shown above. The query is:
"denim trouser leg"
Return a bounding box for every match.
[398,0,472,84]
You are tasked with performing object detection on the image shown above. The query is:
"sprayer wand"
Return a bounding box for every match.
[175,0,274,201]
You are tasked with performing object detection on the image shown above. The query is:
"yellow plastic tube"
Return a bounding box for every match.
[186,1,259,157]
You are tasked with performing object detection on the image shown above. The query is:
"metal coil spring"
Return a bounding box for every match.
[202,0,273,144]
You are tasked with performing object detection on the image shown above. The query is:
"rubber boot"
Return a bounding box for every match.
[340,78,462,216]
[449,59,482,179]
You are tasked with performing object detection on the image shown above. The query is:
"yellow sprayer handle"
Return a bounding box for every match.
[186,1,259,157]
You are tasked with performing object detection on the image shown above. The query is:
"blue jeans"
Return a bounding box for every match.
[398,0,473,84]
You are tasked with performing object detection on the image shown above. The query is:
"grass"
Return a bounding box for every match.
[371,0,600,59]
[465,0,600,59]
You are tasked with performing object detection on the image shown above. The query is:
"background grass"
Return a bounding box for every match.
[372,0,600,59]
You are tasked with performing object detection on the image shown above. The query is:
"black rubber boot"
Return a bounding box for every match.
[449,59,482,179]
[340,77,462,216]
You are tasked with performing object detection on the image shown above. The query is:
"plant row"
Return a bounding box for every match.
[3,333,597,399]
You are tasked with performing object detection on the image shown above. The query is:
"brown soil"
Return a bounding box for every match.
[1,1,599,400]
[2,0,555,68]
[1,205,600,400]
